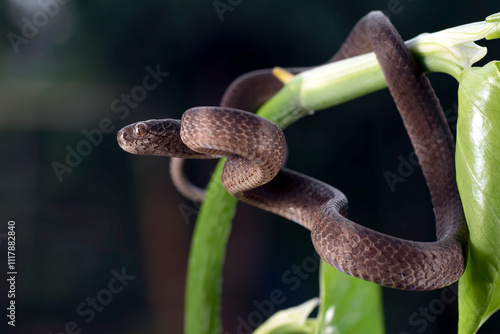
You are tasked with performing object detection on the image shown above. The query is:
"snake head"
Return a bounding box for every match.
[117,119,200,157]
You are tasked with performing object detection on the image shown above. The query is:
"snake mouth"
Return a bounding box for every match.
[117,125,152,155]
[117,126,141,153]
[116,127,129,150]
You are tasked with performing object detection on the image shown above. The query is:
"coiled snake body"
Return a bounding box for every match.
[117,12,467,291]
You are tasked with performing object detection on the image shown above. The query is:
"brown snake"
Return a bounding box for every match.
[117,11,468,291]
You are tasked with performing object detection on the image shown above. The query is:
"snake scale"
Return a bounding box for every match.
[117,11,468,291]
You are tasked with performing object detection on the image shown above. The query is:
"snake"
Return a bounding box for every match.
[117,11,468,291]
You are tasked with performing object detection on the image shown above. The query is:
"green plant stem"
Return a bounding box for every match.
[184,160,237,334]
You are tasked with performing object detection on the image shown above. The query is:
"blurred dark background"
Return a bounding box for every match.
[1,0,500,333]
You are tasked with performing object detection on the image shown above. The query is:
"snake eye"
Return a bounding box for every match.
[134,123,148,137]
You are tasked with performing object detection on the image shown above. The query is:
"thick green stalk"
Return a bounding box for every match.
[184,160,237,334]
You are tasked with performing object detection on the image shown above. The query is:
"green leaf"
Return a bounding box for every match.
[252,261,384,334]
[456,61,500,333]
[184,159,238,334]
[254,298,319,334]
[314,261,384,334]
